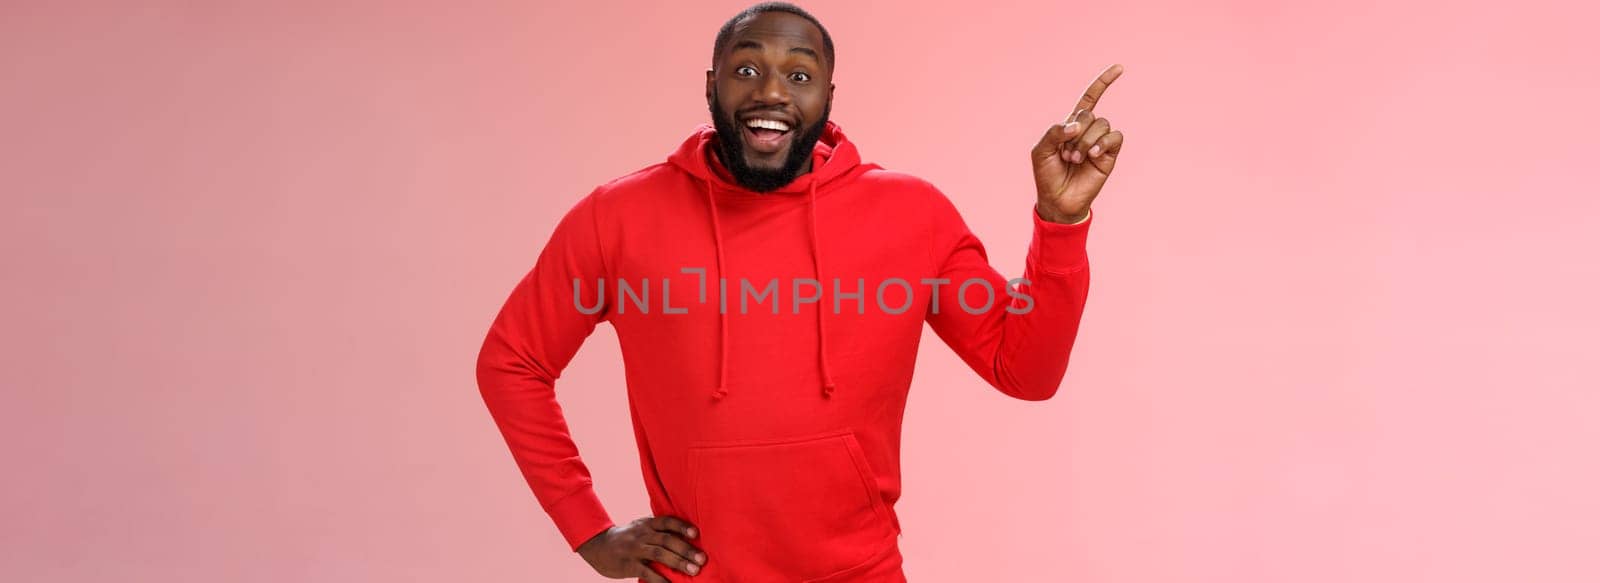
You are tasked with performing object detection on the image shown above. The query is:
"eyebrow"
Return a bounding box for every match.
[730,39,820,63]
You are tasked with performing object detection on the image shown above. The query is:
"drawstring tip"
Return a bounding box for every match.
[821,382,836,399]
[711,386,728,401]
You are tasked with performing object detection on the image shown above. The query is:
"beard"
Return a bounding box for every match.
[709,90,831,193]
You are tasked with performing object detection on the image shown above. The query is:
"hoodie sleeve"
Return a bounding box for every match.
[924,192,1092,401]
[475,191,615,551]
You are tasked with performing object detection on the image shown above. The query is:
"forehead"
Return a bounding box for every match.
[722,11,824,59]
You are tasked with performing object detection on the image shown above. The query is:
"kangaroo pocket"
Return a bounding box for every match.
[685,428,897,581]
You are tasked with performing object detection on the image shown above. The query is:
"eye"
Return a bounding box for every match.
[735,66,758,77]
[790,71,811,83]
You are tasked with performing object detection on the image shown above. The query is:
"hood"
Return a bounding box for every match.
[665,120,872,404]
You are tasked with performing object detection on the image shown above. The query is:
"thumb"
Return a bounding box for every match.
[1033,120,1084,160]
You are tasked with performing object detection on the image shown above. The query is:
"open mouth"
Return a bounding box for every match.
[741,117,794,154]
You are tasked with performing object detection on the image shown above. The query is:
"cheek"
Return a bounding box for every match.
[717,96,743,120]
[798,94,828,120]
[795,84,828,110]
[714,83,744,107]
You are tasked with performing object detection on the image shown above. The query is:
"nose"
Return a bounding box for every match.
[754,73,790,105]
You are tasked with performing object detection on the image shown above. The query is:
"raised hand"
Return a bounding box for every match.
[576,516,706,582]
[1032,63,1126,224]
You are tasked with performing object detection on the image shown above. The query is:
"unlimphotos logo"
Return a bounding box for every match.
[574,267,1034,316]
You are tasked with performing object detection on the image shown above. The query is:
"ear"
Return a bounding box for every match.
[705,68,716,108]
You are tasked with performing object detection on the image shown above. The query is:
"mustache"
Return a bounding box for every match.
[707,88,831,193]
[737,108,800,125]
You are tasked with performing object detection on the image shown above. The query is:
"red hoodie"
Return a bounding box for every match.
[476,121,1092,582]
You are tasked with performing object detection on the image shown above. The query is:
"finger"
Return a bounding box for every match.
[1033,120,1083,160]
[1094,130,1125,157]
[1074,63,1124,114]
[643,541,703,576]
[1076,117,1112,157]
[649,515,698,540]
[1088,131,1124,173]
[1059,107,1091,128]
[634,562,671,583]
[649,531,706,568]
[1058,109,1094,164]
[652,531,705,564]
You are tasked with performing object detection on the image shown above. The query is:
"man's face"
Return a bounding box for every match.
[706,12,834,192]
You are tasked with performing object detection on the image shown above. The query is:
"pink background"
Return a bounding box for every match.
[4,1,1598,581]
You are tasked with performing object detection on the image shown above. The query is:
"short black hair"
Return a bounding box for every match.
[712,2,835,71]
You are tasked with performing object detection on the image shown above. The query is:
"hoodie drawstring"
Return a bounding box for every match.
[704,180,730,402]
[700,155,837,402]
[806,178,838,398]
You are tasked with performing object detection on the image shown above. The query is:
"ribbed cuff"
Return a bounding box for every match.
[547,484,616,552]
[1029,207,1092,274]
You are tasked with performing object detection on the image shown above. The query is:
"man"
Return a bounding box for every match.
[475,3,1125,581]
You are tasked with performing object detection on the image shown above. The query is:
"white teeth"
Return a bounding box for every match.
[744,118,790,132]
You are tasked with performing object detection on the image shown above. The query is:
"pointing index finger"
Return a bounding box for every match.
[1074,63,1124,114]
